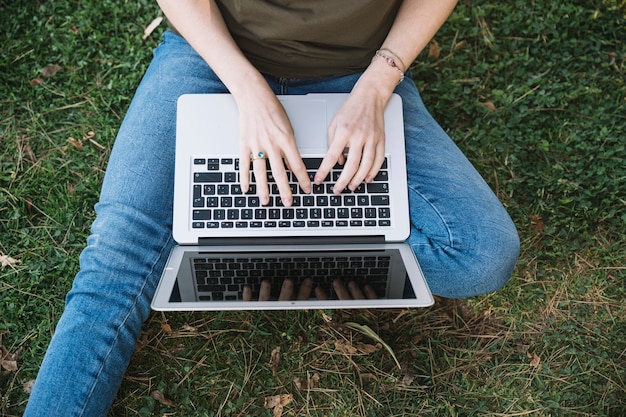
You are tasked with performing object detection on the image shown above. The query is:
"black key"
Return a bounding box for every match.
[193,210,212,220]
[378,208,391,218]
[366,183,389,193]
[371,195,390,205]
[207,159,220,170]
[373,171,388,181]
[194,172,222,183]
[350,208,363,218]
[303,158,323,169]
[197,284,225,292]
[310,208,321,219]
[207,197,219,207]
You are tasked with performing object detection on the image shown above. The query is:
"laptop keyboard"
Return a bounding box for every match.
[192,253,391,301]
[190,156,392,230]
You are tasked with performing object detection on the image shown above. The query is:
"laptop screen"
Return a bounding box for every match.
[168,248,416,304]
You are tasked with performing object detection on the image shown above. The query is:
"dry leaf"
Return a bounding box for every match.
[29,78,45,87]
[267,346,280,375]
[143,16,163,40]
[528,353,541,368]
[150,390,175,407]
[0,255,21,270]
[41,64,61,78]
[68,137,83,151]
[25,197,34,217]
[481,101,497,112]
[161,323,172,333]
[334,339,358,355]
[0,346,19,372]
[293,373,320,390]
[529,214,544,234]
[428,40,440,59]
[453,40,468,51]
[264,394,292,417]
[23,379,36,394]
[401,374,415,386]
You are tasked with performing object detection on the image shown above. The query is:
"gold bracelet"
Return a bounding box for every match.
[373,50,405,84]
[378,47,407,72]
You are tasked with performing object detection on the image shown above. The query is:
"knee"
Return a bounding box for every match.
[415,224,520,298]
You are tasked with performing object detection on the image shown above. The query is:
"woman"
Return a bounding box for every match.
[24,1,519,415]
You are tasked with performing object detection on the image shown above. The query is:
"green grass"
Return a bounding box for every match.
[1,0,625,416]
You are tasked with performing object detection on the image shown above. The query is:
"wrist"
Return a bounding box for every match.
[353,56,403,102]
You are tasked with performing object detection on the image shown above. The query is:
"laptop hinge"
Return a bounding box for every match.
[197,235,385,246]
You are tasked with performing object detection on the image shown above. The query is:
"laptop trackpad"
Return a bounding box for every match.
[282,99,328,153]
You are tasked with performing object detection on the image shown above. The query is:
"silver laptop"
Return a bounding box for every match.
[151,93,433,311]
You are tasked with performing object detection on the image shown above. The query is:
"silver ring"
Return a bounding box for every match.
[250,151,266,160]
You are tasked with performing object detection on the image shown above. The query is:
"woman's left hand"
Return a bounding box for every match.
[314,62,398,194]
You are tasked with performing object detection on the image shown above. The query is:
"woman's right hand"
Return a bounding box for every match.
[236,89,311,207]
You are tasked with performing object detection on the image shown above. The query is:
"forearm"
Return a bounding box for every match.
[156,0,268,100]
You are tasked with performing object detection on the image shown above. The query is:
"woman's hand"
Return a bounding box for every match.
[314,59,398,194]
[237,89,311,207]
[236,89,312,207]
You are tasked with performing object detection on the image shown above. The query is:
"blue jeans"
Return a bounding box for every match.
[24,31,519,416]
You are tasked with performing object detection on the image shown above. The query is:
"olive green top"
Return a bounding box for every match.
[172,0,403,78]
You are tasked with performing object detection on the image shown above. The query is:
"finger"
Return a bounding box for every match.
[347,281,365,300]
[332,148,362,194]
[333,279,351,300]
[345,144,376,191]
[242,285,252,301]
[314,148,342,186]
[297,277,313,300]
[268,156,293,207]
[363,284,378,299]
[278,278,295,301]
[258,280,272,301]
[282,147,311,194]
[315,286,329,300]
[314,124,345,185]
[365,141,386,183]
[252,158,270,206]
[239,150,252,193]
